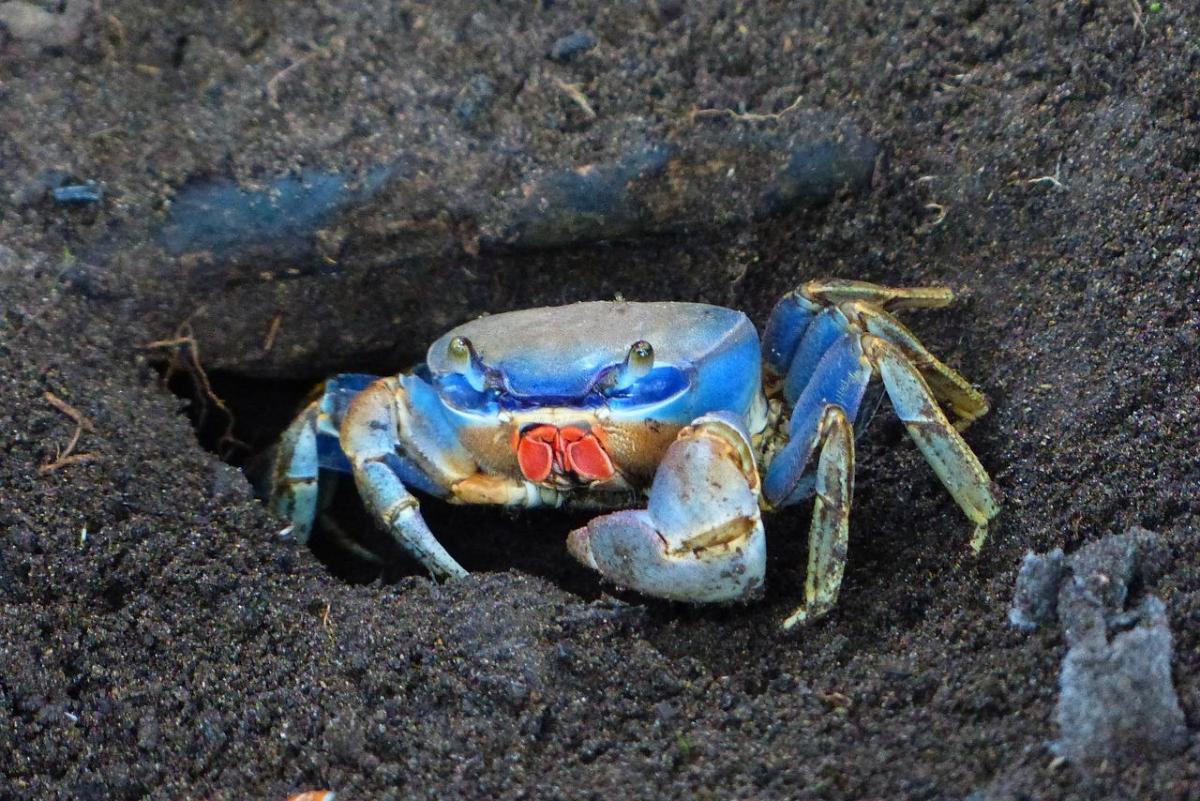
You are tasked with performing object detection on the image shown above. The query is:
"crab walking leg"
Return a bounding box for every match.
[266,401,322,544]
[864,337,999,551]
[763,333,872,507]
[799,279,954,312]
[567,413,766,603]
[762,291,821,375]
[783,406,855,628]
[781,307,855,403]
[846,301,990,428]
[341,378,470,580]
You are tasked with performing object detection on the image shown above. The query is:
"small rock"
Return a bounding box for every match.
[1064,531,1138,611]
[1008,528,1164,640]
[52,180,103,205]
[1055,597,1188,765]
[1008,547,1065,630]
[453,73,497,123]
[136,715,159,749]
[1011,528,1188,768]
[209,462,253,503]
[1057,528,1160,647]
[0,0,91,48]
[548,30,597,62]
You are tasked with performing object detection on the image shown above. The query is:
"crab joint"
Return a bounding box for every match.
[515,423,615,482]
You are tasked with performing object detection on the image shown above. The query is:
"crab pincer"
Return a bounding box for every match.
[567,413,765,603]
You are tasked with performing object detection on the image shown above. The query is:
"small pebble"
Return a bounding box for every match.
[549,30,597,62]
[52,181,103,205]
[453,74,497,122]
[1008,548,1064,630]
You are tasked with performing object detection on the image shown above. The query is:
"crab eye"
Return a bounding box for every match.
[608,339,655,391]
[446,336,488,392]
[448,336,472,364]
[628,340,654,373]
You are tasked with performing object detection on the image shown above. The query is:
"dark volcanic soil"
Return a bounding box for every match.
[3,2,1200,800]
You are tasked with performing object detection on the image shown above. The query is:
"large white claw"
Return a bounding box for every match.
[567,414,766,603]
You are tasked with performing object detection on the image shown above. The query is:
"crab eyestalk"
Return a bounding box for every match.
[611,340,655,390]
[446,336,490,392]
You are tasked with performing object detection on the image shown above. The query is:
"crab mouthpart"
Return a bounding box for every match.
[516,424,557,482]
[515,424,615,482]
[559,425,615,480]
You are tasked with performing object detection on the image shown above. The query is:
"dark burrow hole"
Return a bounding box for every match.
[162,364,606,599]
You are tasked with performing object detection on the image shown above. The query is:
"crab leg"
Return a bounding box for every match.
[762,292,821,374]
[763,280,954,371]
[763,333,872,507]
[799,279,954,312]
[780,307,856,403]
[341,377,472,580]
[783,406,855,628]
[265,401,322,543]
[761,334,871,624]
[847,302,990,428]
[864,336,999,551]
[762,282,998,625]
[567,413,766,603]
[255,373,385,543]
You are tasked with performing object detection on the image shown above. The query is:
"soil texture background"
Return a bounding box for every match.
[2,2,1199,800]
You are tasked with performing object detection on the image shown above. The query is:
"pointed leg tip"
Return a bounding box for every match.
[782,601,834,629]
[782,610,807,629]
[969,523,989,554]
[430,563,471,581]
[566,525,597,569]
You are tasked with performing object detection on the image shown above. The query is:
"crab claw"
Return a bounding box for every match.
[567,413,765,603]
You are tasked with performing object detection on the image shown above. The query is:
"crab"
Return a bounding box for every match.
[261,280,999,626]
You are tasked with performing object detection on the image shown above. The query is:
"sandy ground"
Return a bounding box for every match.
[2,1,1199,799]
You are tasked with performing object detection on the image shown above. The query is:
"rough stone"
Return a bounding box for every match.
[1055,597,1189,765]
[1008,547,1064,631]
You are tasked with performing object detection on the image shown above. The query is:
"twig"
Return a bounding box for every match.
[263,313,283,353]
[265,38,344,109]
[142,321,249,458]
[266,50,320,108]
[101,11,126,63]
[553,79,596,120]
[43,391,94,431]
[921,202,948,229]
[39,453,100,474]
[1026,175,1066,190]
[1024,154,1068,191]
[39,391,99,474]
[1129,0,1147,48]
[689,94,804,123]
[58,424,82,461]
[321,601,337,647]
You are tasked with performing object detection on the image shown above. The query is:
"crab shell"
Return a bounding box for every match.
[424,301,766,487]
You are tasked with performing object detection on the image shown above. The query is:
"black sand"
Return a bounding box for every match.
[2,2,1199,799]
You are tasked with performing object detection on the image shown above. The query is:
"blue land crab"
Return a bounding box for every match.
[262,280,998,626]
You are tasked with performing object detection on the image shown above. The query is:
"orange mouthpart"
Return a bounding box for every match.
[516,424,615,482]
